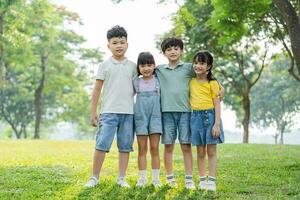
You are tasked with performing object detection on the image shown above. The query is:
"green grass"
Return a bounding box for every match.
[0,140,299,199]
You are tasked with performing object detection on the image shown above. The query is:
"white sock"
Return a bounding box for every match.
[152,169,160,181]
[199,176,206,182]
[139,170,147,180]
[208,176,216,183]
[166,174,174,182]
[118,175,125,181]
[185,175,193,182]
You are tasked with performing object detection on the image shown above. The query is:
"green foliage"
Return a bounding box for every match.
[0,126,13,139]
[0,140,299,199]
[166,0,269,127]
[209,0,272,45]
[0,64,35,138]
[251,55,300,135]
[0,0,103,138]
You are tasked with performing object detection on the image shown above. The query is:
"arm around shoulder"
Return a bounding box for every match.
[215,80,225,99]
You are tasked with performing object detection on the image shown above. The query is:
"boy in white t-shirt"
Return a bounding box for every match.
[84,25,137,188]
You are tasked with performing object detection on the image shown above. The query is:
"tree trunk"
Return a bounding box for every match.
[279,131,284,144]
[279,122,286,144]
[274,133,279,144]
[242,89,250,143]
[11,125,21,139]
[34,55,47,139]
[0,14,5,83]
[273,0,300,82]
[22,125,27,139]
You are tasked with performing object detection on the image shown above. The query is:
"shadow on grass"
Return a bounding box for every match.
[0,165,75,200]
[172,188,219,200]
[76,181,222,200]
[75,180,172,200]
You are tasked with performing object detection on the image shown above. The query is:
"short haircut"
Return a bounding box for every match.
[137,52,156,76]
[106,25,127,41]
[161,37,184,53]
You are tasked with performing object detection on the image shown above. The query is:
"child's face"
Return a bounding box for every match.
[139,64,155,78]
[193,60,210,75]
[107,37,128,58]
[163,46,183,63]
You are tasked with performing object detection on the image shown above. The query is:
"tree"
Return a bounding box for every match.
[161,0,269,143]
[251,55,300,144]
[0,71,35,138]
[0,0,103,139]
[0,0,27,83]
[0,0,36,139]
[209,0,300,82]
[26,0,94,138]
[217,44,267,143]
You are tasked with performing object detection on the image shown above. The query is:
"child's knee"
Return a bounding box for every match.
[164,144,174,153]
[180,144,192,153]
[207,148,216,157]
[138,146,148,155]
[150,145,159,155]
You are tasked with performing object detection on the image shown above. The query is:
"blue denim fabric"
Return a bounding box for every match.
[190,109,224,145]
[161,112,191,144]
[95,113,134,152]
[134,91,162,135]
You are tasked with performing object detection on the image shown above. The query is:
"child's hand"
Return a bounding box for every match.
[90,113,98,127]
[212,124,220,138]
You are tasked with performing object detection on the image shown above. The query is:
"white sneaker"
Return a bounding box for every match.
[185,180,196,190]
[199,181,207,190]
[206,181,216,191]
[84,176,98,188]
[136,178,147,187]
[166,179,177,188]
[117,179,130,188]
[152,179,162,188]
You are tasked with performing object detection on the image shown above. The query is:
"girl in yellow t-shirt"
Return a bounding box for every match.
[189,50,224,192]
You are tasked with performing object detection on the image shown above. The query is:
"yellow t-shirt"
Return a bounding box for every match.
[189,79,219,110]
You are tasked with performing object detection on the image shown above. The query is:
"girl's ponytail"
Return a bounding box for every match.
[207,69,216,82]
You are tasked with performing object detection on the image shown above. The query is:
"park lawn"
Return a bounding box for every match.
[0,140,299,200]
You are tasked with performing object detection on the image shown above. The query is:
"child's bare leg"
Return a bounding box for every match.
[207,144,217,177]
[119,152,129,177]
[180,144,193,175]
[196,145,206,177]
[149,134,161,185]
[92,149,106,178]
[164,144,174,175]
[149,134,160,169]
[137,135,148,170]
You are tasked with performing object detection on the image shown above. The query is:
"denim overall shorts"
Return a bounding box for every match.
[133,77,162,135]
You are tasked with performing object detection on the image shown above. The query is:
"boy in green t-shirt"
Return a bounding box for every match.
[155,37,223,189]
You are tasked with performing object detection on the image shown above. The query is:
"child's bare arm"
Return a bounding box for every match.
[90,79,104,127]
[212,97,221,138]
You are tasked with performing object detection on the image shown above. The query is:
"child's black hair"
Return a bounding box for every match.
[193,50,216,82]
[137,52,156,76]
[107,25,127,41]
[161,37,184,53]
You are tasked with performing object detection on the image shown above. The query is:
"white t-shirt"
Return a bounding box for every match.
[96,57,137,114]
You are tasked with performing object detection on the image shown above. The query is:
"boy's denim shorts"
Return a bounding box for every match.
[161,112,191,144]
[190,109,224,145]
[95,113,134,152]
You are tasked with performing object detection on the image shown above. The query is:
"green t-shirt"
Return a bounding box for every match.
[155,62,195,112]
